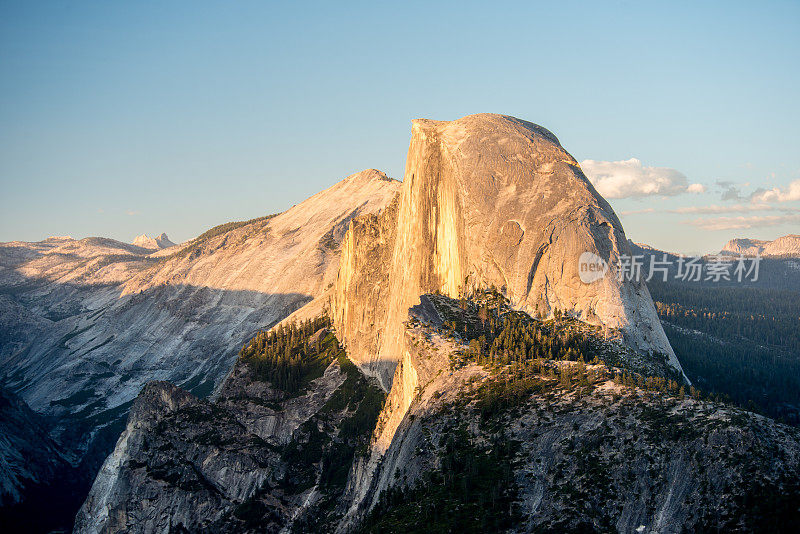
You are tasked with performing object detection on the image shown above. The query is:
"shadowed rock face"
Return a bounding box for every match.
[0,387,71,507]
[332,114,682,390]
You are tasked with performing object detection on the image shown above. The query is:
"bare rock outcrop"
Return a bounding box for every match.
[82,295,800,533]
[74,328,385,534]
[339,294,800,533]
[332,114,682,390]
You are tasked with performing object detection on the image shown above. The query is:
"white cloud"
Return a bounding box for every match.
[126,209,140,216]
[580,158,704,199]
[684,213,800,231]
[750,178,800,203]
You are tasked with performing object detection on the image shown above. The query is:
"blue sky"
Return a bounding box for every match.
[1,1,798,254]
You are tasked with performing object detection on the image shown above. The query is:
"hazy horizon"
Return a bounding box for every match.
[2,1,799,255]
[3,163,796,258]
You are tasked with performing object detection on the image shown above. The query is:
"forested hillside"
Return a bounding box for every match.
[649,279,800,424]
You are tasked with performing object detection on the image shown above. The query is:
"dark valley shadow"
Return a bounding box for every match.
[0,272,313,533]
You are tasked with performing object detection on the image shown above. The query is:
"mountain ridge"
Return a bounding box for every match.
[721,234,800,257]
[0,169,400,527]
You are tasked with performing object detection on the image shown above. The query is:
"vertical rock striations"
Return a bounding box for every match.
[331,114,682,391]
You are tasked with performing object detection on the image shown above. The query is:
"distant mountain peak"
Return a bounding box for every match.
[132,233,176,250]
[721,234,800,257]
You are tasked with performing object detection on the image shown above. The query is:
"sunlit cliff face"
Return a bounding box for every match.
[331,114,683,393]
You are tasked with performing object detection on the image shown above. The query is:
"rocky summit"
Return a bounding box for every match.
[332,114,681,391]
[131,233,176,250]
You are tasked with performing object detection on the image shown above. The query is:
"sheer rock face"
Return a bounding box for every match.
[332,114,682,390]
[330,196,400,387]
[73,381,275,534]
